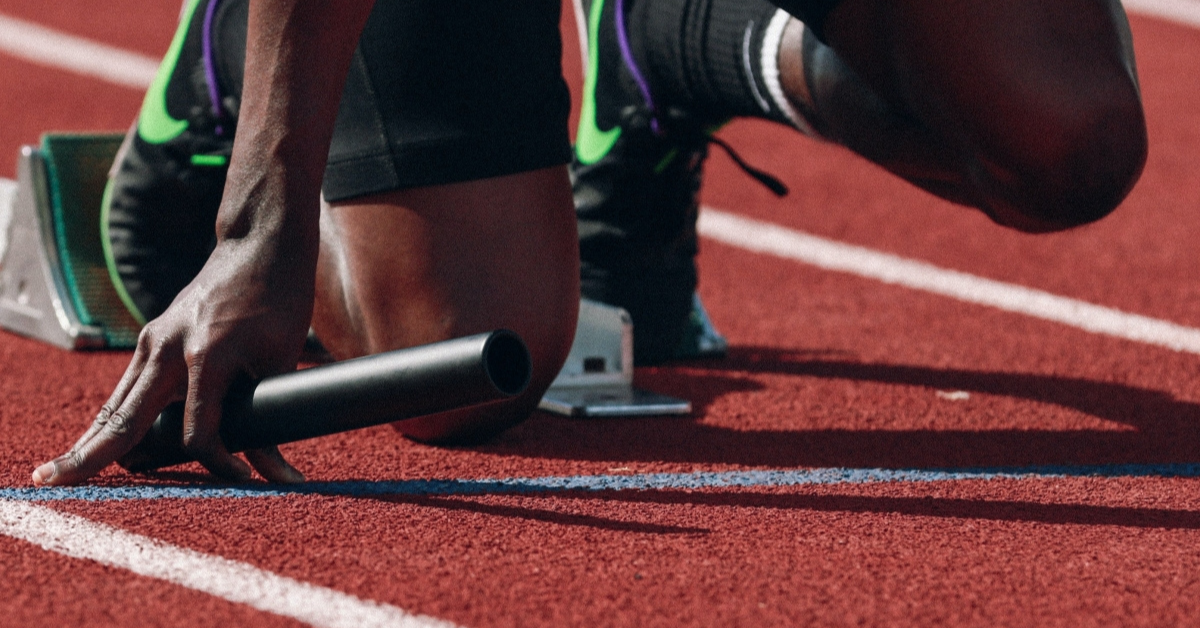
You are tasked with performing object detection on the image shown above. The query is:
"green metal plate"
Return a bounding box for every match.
[41,133,141,348]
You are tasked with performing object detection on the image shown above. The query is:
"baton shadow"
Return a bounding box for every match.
[484,345,1200,469]
[203,480,1200,533]
[553,489,1200,531]
[312,485,1200,534]
[345,492,708,535]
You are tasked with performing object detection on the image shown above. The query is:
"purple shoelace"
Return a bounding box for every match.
[614,0,661,134]
[610,0,788,196]
[201,0,226,136]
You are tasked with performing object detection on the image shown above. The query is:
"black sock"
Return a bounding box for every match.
[628,0,813,132]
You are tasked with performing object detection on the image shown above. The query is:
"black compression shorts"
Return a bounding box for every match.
[324,0,574,201]
[210,0,573,202]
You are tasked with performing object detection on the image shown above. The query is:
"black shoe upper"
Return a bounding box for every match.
[572,0,719,364]
[105,0,241,322]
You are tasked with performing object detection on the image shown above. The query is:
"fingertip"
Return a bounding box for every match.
[228,456,254,483]
[197,450,254,483]
[266,458,306,484]
[273,466,306,485]
[245,448,306,484]
[31,461,55,485]
[283,464,306,484]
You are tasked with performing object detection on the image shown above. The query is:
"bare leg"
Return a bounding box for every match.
[777,0,1147,232]
[312,165,579,444]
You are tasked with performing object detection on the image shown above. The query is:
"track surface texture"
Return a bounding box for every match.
[3,1,1200,627]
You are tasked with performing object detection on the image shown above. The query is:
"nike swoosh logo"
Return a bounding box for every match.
[137,0,203,144]
[574,0,621,165]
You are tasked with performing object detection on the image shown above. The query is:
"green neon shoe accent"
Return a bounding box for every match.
[190,154,228,167]
[100,178,149,327]
[575,0,622,165]
[138,0,204,144]
[653,148,679,174]
[650,122,725,173]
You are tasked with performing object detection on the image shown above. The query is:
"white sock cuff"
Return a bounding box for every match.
[760,9,816,137]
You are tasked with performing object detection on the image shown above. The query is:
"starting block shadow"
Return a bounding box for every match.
[0,133,140,349]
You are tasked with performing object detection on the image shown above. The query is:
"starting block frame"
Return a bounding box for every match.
[538,299,692,417]
[3,143,106,348]
[0,134,140,350]
[1,135,695,416]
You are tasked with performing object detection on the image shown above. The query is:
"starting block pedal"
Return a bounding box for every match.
[538,299,692,417]
[0,133,139,350]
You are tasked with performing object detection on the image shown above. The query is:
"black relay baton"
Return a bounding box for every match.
[118,330,532,472]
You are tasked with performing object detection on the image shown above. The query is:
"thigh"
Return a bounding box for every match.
[802,0,1146,230]
[821,0,1138,149]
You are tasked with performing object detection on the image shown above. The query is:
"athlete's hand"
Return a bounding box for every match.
[32,233,314,485]
[30,0,371,487]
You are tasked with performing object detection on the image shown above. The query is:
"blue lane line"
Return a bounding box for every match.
[5,464,1200,502]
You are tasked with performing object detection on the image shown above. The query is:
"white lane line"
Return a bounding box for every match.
[1123,0,1200,29]
[0,500,460,628]
[698,208,1200,355]
[0,13,157,90]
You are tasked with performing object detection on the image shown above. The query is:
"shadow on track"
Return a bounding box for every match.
[348,493,709,535]
[556,489,1200,531]
[483,346,1200,469]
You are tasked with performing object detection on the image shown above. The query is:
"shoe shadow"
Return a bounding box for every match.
[483,345,1200,469]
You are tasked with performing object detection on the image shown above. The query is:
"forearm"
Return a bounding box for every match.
[217,0,375,252]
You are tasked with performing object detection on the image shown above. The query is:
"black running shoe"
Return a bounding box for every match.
[103,0,244,324]
[572,0,727,365]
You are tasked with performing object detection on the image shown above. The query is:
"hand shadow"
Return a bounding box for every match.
[482,345,1200,469]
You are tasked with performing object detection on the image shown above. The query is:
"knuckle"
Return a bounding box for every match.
[57,449,83,472]
[95,405,116,422]
[147,334,172,358]
[102,410,138,437]
[183,337,206,360]
[137,321,183,359]
[135,321,163,348]
[183,331,222,369]
[137,336,168,362]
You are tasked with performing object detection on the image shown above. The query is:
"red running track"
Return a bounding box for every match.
[2,1,1200,626]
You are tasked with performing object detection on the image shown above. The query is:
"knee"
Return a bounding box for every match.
[982,87,1147,233]
[320,165,581,444]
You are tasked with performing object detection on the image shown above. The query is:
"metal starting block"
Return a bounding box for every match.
[0,134,695,416]
[0,133,139,350]
[538,299,692,417]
